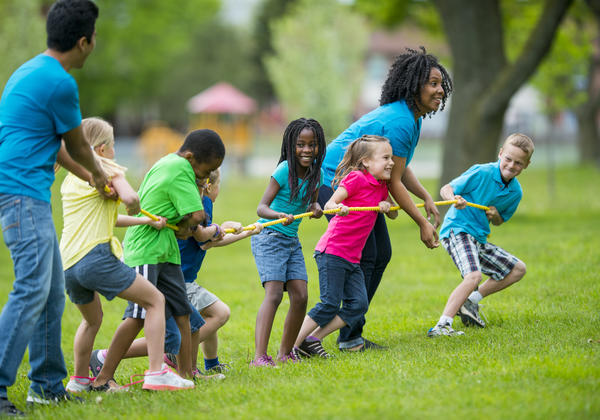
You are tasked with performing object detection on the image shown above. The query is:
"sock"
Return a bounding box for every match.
[438,315,453,326]
[306,335,320,342]
[469,291,483,304]
[97,349,107,363]
[204,357,219,371]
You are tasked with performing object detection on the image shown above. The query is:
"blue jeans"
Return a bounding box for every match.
[318,186,392,348]
[0,194,67,398]
[164,302,205,354]
[307,252,368,330]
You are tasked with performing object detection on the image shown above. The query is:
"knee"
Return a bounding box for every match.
[289,289,308,309]
[84,311,103,331]
[464,272,482,289]
[356,296,369,316]
[264,289,283,307]
[513,261,527,280]
[216,303,230,327]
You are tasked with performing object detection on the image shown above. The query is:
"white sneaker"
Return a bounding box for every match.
[66,376,92,393]
[142,364,194,391]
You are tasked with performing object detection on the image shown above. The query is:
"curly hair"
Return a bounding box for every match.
[379,46,452,118]
[278,118,326,207]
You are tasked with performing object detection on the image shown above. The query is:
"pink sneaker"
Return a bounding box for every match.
[278,348,302,364]
[250,354,277,367]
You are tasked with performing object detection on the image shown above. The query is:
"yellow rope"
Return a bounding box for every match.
[223,200,490,233]
[140,209,179,231]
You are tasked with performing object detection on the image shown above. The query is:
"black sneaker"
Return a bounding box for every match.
[26,391,84,406]
[89,349,104,377]
[339,338,387,352]
[458,299,486,328]
[0,397,24,417]
[297,338,331,359]
[205,363,231,374]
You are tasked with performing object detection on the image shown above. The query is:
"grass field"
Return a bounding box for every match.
[0,165,599,419]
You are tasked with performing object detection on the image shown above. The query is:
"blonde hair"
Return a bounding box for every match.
[332,135,390,188]
[503,133,534,158]
[81,117,114,149]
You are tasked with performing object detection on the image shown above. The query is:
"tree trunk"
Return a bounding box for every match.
[433,0,573,187]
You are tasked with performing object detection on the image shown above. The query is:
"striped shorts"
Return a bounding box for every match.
[441,231,519,281]
[123,262,191,320]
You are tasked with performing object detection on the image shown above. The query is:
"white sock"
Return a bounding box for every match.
[438,315,453,326]
[469,291,483,304]
[97,349,107,363]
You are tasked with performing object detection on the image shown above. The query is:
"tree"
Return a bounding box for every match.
[355,0,573,185]
[264,0,368,139]
[0,0,45,89]
[75,0,219,124]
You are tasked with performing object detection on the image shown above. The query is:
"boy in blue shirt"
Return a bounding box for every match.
[428,133,534,337]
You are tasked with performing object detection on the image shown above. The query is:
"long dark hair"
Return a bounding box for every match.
[380,46,453,118]
[278,118,326,206]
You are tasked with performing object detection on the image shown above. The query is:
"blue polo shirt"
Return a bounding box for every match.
[439,161,523,244]
[322,100,421,187]
[0,54,82,203]
[257,160,324,237]
[179,195,213,283]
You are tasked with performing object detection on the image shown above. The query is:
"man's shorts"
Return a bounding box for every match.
[186,282,219,312]
[65,242,136,305]
[250,228,308,288]
[442,230,519,281]
[123,263,191,320]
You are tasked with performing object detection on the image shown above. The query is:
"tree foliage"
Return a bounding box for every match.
[264,0,368,139]
[76,0,220,120]
[0,0,45,90]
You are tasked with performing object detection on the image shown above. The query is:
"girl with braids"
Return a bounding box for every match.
[319,47,453,352]
[250,118,326,366]
[295,135,398,358]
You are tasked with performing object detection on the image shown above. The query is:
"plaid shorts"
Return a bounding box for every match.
[441,230,519,280]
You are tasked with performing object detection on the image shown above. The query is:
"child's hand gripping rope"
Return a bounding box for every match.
[222,199,490,234]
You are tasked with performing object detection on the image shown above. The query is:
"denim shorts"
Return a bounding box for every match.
[442,230,519,281]
[64,242,137,305]
[251,228,308,286]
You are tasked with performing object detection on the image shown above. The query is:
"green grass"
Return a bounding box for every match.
[1,165,599,419]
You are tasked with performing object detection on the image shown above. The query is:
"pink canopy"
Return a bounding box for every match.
[187,82,256,115]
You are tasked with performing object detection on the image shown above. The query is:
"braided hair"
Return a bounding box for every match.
[278,118,326,207]
[379,46,453,118]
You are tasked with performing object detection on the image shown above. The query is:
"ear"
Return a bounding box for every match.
[76,36,88,51]
[498,147,503,160]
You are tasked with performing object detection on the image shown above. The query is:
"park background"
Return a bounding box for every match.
[0,0,599,418]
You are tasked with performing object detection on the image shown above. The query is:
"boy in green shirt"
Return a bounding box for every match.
[92,129,225,389]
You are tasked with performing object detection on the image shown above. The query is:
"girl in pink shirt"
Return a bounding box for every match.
[295,135,398,358]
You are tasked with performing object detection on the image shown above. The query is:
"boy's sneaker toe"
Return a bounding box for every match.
[427,322,465,338]
[458,299,486,328]
[26,391,84,406]
[298,338,331,359]
[0,397,24,417]
[205,362,231,374]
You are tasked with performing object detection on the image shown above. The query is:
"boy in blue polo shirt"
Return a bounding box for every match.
[428,133,534,337]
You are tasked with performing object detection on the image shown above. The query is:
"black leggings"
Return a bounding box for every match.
[317,186,392,343]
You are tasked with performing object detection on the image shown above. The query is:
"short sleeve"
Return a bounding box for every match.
[49,77,82,135]
[498,191,522,222]
[168,169,203,216]
[383,116,415,158]
[271,161,289,187]
[340,171,364,197]
[449,165,481,195]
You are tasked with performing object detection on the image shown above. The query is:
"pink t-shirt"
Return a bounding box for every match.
[315,170,390,263]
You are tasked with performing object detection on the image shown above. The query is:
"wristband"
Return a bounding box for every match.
[209,223,221,238]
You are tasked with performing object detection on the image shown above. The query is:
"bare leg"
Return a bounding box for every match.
[174,314,192,378]
[254,281,283,359]
[73,293,103,377]
[294,315,319,348]
[278,280,307,358]
[442,272,481,318]
[199,300,230,360]
[310,315,347,341]
[121,338,150,358]
[478,261,526,297]
[191,329,201,372]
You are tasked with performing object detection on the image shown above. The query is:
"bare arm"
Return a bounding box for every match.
[389,156,438,248]
[111,174,140,215]
[256,177,295,226]
[62,125,110,199]
[324,187,350,215]
[384,195,398,220]
[486,206,504,226]
[56,140,91,182]
[116,215,167,229]
[175,210,206,240]
[307,190,323,219]
[440,183,467,209]
[401,164,440,228]
[201,223,263,250]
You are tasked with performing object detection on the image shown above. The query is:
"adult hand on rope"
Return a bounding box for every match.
[308,202,323,219]
[419,220,439,249]
[423,197,441,228]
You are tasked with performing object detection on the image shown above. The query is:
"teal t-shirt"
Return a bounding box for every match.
[257,160,324,237]
[439,161,522,244]
[124,153,203,266]
[0,54,81,202]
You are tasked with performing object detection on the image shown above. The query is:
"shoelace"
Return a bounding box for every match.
[307,340,329,357]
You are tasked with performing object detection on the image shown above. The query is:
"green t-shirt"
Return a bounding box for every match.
[123,153,203,266]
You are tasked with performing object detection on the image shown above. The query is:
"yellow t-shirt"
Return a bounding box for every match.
[59,155,127,270]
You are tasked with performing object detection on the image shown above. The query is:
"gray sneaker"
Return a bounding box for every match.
[89,349,104,377]
[458,299,486,328]
[427,322,465,337]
